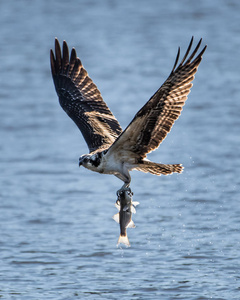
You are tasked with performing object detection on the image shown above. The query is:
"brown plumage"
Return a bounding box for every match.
[135,161,183,175]
[50,38,206,192]
[108,37,207,160]
[50,39,122,153]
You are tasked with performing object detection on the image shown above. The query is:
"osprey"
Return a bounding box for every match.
[50,37,206,193]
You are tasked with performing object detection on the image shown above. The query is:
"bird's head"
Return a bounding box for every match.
[79,153,102,170]
[79,154,91,167]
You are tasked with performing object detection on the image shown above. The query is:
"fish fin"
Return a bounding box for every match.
[132,201,139,207]
[112,213,119,223]
[127,220,136,228]
[117,234,130,247]
[115,202,120,211]
[131,206,136,214]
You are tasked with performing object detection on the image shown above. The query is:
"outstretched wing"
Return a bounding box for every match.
[107,37,207,159]
[50,39,122,153]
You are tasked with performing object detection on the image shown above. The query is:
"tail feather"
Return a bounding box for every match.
[135,161,183,175]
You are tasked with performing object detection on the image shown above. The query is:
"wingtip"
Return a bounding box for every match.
[171,46,181,73]
[201,44,208,55]
[171,36,207,73]
[70,47,77,63]
[63,40,68,50]
[50,48,54,58]
[55,37,61,49]
[50,49,56,75]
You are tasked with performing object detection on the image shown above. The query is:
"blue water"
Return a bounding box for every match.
[1,0,240,299]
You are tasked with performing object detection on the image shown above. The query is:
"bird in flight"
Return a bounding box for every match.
[50,37,206,194]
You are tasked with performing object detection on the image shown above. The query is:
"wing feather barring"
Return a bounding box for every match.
[50,37,207,194]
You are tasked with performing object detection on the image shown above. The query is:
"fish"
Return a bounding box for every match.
[113,188,139,247]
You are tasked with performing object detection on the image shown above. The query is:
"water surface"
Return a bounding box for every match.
[1,0,240,299]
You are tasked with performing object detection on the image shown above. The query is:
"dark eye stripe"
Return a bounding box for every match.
[90,153,101,167]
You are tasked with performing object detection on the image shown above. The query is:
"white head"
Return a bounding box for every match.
[79,153,102,170]
[79,154,91,167]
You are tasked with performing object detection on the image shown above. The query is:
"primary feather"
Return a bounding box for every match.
[50,39,122,153]
[108,37,207,158]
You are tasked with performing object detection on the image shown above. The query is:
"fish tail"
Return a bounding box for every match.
[117,234,130,247]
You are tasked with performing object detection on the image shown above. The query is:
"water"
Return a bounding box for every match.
[0,0,239,299]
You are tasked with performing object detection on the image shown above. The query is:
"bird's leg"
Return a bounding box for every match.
[115,168,132,196]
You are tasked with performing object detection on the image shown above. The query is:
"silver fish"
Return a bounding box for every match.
[113,188,139,247]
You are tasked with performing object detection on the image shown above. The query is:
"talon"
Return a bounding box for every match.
[117,186,128,195]
[116,184,133,200]
[127,190,133,197]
